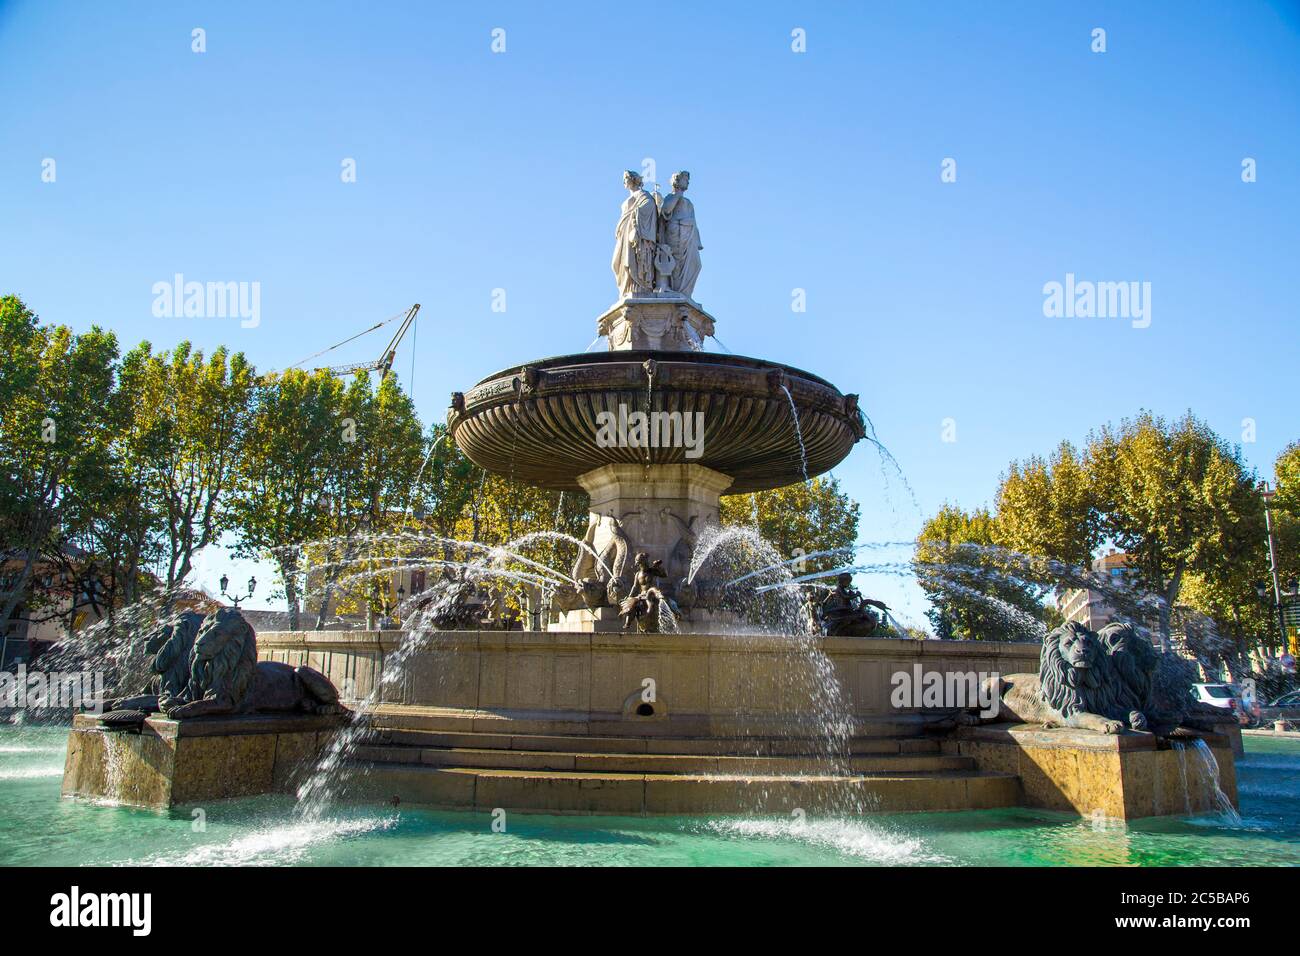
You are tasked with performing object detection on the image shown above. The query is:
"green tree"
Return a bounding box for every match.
[1182,442,1300,661]
[994,441,1098,568]
[1271,441,1300,589]
[1086,412,1259,649]
[119,341,254,590]
[719,477,860,575]
[931,411,1272,651]
[56,364,166,616]
[0,297,120,626]
[913,504,1057,640]
[453,472,587,546]
[229,370,344,628]
[310,372,428,627]
[411,423,478,548]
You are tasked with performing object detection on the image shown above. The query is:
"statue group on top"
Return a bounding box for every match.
[612,169,703,300]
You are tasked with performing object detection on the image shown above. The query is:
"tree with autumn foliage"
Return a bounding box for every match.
[913,504,1059,641]
[719,476,860,576]
[918,411,1287,653]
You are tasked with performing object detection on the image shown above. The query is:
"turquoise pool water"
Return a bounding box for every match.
[2,725,1297,866]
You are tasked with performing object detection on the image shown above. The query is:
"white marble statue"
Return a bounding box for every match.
[658,171,702,299]
[611,170,659,297]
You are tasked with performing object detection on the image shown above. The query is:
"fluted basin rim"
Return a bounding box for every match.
[469,350,842,390]
[448,350,865,494]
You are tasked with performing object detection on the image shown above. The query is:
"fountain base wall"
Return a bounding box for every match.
[257,630,1042,727]
[247,631,1239,819]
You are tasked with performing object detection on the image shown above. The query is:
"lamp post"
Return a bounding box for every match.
[1256,576,1299,652]
[219,573,257,609]
[1259,482,1292,656]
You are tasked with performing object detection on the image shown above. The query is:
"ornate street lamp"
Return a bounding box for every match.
[220,573,257,608]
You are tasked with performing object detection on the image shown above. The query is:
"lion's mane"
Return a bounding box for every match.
[1039,621,1128,721]
[185,609,257,707]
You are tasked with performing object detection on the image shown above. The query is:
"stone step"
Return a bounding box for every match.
[340,762,1022,815]
[352,744,976,776]
[362,705,946,740]
[361,727,943,757]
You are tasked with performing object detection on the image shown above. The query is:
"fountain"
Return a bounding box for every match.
[247,171,1040,817]
[447,352,862,634]
[56,169,1240,822]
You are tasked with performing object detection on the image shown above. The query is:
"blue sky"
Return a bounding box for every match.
[2,1,1297,621]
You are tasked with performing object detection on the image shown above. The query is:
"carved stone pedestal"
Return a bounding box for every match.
[552,463,735,633]
[597,295,716,351]
[580,462,732,580]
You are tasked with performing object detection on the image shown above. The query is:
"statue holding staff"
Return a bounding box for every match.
[611,170,659,297]
[658,170,702,298]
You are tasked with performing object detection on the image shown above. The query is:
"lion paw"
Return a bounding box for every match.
[1101,719,1124,735]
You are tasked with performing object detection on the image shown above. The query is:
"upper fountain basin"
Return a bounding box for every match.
[448,351,865,494]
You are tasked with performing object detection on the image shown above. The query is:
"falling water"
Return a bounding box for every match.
[288,528,631,817]
[399,431,442,533]
[683,524,864,812]
[47,512,1254,827]
[295,623,436,820]
[1189,739,1242,823]
[1174,740,1193,815]
[11,587,203,723]
[779,384,809,484]
[856,406,919,515]
[643,360,655,464]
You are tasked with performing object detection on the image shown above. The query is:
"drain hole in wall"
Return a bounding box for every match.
[635,703,655,717]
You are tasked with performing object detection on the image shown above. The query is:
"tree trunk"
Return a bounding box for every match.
[1157,563,1185,652]
[0,550,39,629]
[313,585,332,630]
[280,561,300,631]
[313,532,360,630]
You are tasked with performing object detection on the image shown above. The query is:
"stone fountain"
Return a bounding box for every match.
[448,169,864,633]
[61,169,1242,821]
[448,353,864,631]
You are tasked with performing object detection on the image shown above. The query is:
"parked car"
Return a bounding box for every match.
[1191,683,1244,724]
[1259,689,1300,725]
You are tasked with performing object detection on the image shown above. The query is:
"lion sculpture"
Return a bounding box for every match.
[968,621,1231,736]
[100,608,343,725]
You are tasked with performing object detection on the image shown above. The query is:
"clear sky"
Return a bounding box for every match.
[2,1,1297,621]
